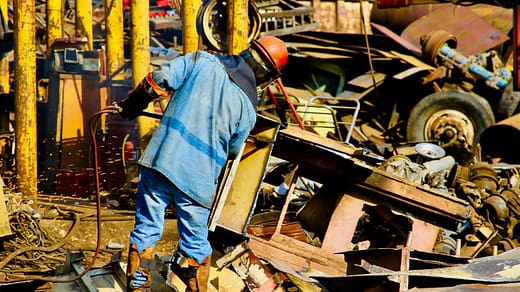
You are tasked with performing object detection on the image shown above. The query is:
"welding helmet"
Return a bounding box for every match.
[251,36,288,72]
[249,36,288,88]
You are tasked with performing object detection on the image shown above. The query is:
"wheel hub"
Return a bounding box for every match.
[424,109,475,146]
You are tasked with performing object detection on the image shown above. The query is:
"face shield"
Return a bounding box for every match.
[249,48,281,91]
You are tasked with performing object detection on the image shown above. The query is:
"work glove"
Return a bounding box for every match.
[118,72,170,120]
[118,82,154,120]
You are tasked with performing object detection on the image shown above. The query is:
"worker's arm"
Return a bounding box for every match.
[118,72,170,119]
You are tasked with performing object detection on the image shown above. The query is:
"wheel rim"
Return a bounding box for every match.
[197,0,261,52]
[424,109,475,145]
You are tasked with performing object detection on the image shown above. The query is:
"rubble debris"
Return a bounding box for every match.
[3,1,520,291]
[314,247,520,291]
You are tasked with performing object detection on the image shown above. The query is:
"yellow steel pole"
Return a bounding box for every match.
[227,0,249,54]
[76,0,93,50]
[182,0,201,53]
[105,0,126,149]
[14,0,38,202]
[46,0,62,56]
[130,0,155,141]
[0,0,9,93]
[105,0,125,78]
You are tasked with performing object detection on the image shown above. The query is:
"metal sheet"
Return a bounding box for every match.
[400,5,509,56]
[213,115,281,234]
[314,248,520,291]
[371,22,423,56]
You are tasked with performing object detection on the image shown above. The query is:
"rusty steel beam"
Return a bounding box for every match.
[272,125,471,231]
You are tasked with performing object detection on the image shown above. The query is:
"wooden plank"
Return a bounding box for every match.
[248,234,347,276]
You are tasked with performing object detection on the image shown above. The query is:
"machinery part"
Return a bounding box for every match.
[440,46,511,90]
[423,156,455,174]
[406,90,495,148]
[496,238,518,253]
[414,142,445,163]
[499,188,520,217]
[433,229,458,255]
[447,163,471,188]
[381,155,424,184]
[421,30,511,90]
[420,30,457,66]
[483,194,509,225]
[496,83,520,121]
[197,0,261,52]
[469,162,498,193]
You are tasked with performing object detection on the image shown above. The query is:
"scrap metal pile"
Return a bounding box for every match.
[0,194,65,276]
[238,119,520,290]
[257,126,520,259]
[237,3,520,290]
[2,0,520,291]
[0,192,78,287]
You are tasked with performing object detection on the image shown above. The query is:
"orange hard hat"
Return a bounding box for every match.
[251,36,288,72]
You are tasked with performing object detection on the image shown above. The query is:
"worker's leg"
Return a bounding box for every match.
[169,189,212,292]
[128,167,174,291]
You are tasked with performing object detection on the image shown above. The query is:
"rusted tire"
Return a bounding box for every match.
[196,0,261,52]
[406,90,495,147]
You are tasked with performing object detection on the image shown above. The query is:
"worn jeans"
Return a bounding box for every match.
[129,167,212,264]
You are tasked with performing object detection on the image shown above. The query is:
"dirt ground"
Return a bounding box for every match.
[3,196,179,291]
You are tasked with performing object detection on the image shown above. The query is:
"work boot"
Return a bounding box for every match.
[167,251,211,292]
[186,256,211,292]
[126,244,155,292]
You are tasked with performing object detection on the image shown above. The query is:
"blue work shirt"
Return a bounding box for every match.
[138,51,257,209]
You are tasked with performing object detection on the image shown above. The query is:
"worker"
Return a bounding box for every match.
[118,36,288,292]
